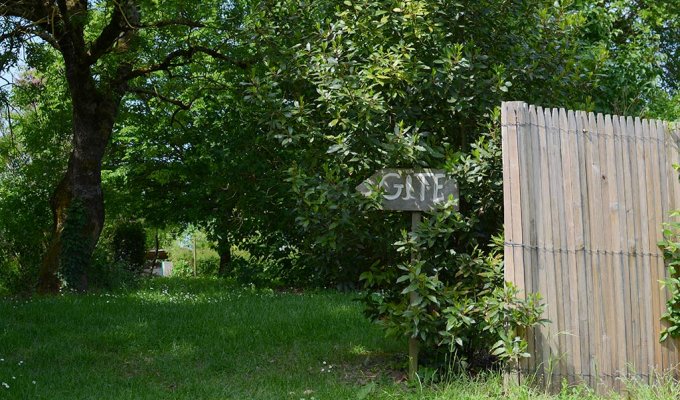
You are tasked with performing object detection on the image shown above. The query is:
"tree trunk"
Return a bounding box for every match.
[37,79,121,293]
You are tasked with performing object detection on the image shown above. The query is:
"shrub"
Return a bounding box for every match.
[170,247,220,277]
[658,212,680,341]
[112,221,147,274]
[359,132,546,373]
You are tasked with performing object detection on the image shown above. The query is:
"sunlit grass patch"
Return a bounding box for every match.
[1,277,678,399]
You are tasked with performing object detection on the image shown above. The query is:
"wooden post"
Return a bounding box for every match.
[356,169,457,383]
[409,211,421,381]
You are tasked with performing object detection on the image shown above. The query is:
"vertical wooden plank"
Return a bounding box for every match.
[623,115,642,379]
[502,102,516,287]
[526,105,543,378]
[596,112,615,391]
[574,110,592,387]
[504,102,526,291]
[620,115,638,381]
[644,119,663,373]
[546,107,568,387]
[502,101,524,385]
[584,112,605,390]
[609,114,629,388]
[517,103,533,377]
[537,106,558,387]
[566,109,585,385]
[559,107,579,385]
[634,116,653,381]
[653,119,669,371]
[555,108,573,387]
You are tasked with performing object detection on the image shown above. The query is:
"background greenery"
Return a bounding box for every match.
[1,0,680,384]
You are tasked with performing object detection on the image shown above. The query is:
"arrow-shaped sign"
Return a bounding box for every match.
[356,169,458,211]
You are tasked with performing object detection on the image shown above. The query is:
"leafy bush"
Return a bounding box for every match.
[170,247,220,277]
[227,234,307,288]
[360,214,546,371]
[85,247,140,291]
[658,212,680,341]
[358,132,546,372]
[112,221,147,274]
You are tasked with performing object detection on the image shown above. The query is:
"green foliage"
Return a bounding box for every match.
[171,248,220,278]
[59,200,93,292]
[360,130,545,369]
[112,221,147,274]
[658,211,680,342]
[85,247,141,292]
[235,0,677,372]
[228,238,303,288]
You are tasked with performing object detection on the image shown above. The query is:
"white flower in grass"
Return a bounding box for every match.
[2,382,8,389]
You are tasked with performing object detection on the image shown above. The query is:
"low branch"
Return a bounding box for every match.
[136,18,205,29]
[128,86,193,110]
[0,0,47,21]
[120,45,251,82]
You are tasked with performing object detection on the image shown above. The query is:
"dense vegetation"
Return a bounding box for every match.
[1,0,679,377]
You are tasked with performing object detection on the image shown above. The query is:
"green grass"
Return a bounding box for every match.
[0,278,678,399]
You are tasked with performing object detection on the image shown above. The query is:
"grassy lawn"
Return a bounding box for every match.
[0,278,677,399]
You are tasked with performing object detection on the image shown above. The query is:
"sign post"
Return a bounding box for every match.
[357,169,458,381]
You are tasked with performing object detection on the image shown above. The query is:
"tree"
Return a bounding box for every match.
[0,1,248,292]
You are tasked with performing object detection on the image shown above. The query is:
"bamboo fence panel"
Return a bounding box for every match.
[502,102,680,393]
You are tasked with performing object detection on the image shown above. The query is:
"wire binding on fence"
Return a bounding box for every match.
[503,241,664,258]
[500,122,677,145]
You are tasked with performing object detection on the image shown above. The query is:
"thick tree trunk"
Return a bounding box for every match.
[37,83,121,293]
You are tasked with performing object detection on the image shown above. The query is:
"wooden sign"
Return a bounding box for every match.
[356,169,458,211]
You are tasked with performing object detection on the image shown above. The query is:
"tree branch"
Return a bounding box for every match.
[0,22,59,49]
[0,0,48,21]
[137,18,205,29]
[87,4,126,64]
[120,45,251,82]
[128,86,193,110]
[87,1,142,65]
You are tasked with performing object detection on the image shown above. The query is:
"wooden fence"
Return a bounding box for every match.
[502,101,680,393]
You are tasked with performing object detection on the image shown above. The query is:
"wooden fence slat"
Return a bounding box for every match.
[607,114,627,390]
[584,111,604,389]
[547,108,568,387]
[634,116,653,379]
[652,120,667,370]
[624,115,643,379]
[525,105,543,377]
[559,107,579,383]
[518,103,533,376]
[574,109,592,386]
[644,119,663,372]
[537,106,558,384]
[566,109,584,384]
[596,112,615,391]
